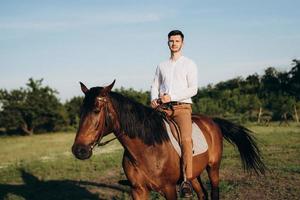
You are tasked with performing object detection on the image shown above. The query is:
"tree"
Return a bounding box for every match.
[64,96,84,128]
[215,77,243,90]
[114,87,150,105]
[244,73,261,94]
[0,88,27,133]
[261,67,281,96]
[0,78,67,135]
[194,97,223,116]
[288,59,300,100]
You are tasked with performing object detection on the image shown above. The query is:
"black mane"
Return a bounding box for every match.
[109,91,170,145]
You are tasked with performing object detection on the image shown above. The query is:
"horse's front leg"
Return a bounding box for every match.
[131,186,149,200]
[123,154,150,199]
[163,185,177,200]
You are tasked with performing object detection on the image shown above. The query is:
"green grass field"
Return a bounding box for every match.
[0,123,299,200]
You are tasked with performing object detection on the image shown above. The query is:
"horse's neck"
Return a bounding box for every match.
[116,133,148,158]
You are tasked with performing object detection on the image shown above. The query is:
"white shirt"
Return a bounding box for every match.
[151,56,198,104]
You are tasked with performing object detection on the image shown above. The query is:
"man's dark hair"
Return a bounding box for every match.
[168,30,184,40]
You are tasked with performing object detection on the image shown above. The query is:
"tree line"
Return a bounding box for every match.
[193,59,300,124]
[0,60,299,135]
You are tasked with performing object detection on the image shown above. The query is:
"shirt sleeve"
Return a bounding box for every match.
[150,66,160,101]
[169,61,198,101]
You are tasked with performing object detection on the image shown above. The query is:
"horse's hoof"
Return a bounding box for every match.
[180,181,193,198]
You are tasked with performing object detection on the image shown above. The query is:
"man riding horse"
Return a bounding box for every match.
[150,30,198,197]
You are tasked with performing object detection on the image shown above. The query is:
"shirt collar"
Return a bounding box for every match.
[169,55,184,64]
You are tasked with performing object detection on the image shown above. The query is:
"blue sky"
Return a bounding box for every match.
[0,0,299,101]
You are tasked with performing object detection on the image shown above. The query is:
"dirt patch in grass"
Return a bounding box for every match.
[217,168,300,200]
[77,168,131,199]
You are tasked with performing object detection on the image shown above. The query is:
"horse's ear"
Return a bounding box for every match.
[80,82,89,94]
[103,79,116,95]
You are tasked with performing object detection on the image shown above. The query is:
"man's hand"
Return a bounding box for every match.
[151,99,159,108]
[160,94,171,103]
[151,94,171,108]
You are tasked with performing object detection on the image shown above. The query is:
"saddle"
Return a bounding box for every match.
[163,118,208,157]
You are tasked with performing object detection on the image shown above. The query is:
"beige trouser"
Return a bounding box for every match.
[161,103,193,180]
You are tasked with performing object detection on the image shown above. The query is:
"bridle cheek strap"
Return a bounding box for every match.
[90,103,108,150]
[104,104,112,128]
[92,99,121,148]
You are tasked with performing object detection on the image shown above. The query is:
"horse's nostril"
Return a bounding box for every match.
[72,145,92,160]
[78,147,87,155]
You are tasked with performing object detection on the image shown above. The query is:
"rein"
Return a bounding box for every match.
[154,103,182,145]
[155,101,175,118]
[154,103,181,144]
[98,137,117,146]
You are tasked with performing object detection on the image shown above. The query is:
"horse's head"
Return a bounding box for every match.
[72,80,117,160]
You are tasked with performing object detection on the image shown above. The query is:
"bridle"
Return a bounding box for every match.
[89,96,117,150]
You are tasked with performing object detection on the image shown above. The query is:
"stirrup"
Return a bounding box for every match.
[180,181,193,198]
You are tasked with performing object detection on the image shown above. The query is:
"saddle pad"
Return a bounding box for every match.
[164,120,208,157]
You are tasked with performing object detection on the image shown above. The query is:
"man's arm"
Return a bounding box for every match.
[150,66,160,107]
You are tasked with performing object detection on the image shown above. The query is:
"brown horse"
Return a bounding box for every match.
[72,81,266,200]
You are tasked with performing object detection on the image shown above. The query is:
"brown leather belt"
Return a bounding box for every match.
[168,101,188,106]
[158,101,190,111]
[169,101,189,106]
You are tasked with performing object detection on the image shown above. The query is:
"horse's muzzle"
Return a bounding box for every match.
[72,144,92,160]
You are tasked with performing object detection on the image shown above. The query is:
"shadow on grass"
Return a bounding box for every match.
[0,169,130,200]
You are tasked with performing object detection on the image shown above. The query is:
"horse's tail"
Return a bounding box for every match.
[212,117,266,175]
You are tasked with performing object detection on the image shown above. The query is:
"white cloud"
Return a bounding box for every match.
[90,12,161,24]
[0,21,71,30]
[0,12,162,31]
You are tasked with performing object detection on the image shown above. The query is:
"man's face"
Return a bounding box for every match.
[168,35,183,53]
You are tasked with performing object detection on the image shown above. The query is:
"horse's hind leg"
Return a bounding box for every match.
[196,176,208,200]
[191,177,207,200]
[207,165,220,200]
